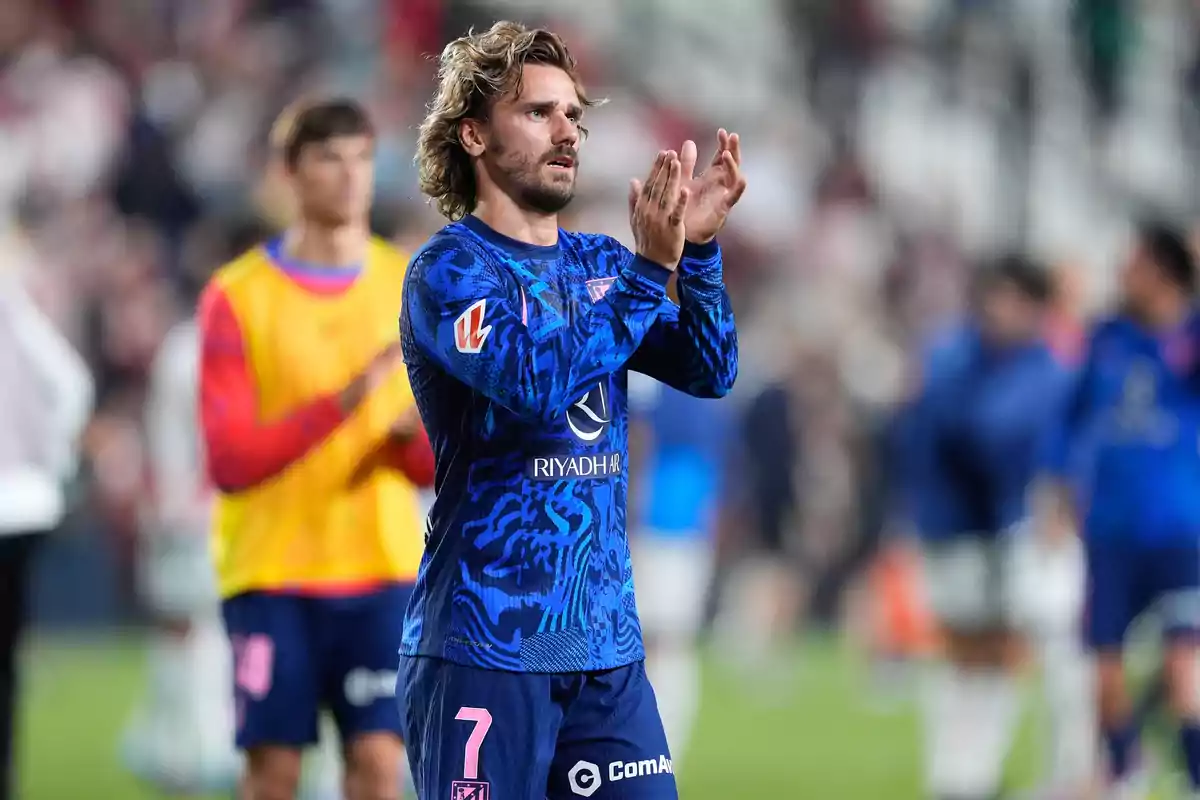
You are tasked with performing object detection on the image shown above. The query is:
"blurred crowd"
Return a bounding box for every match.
[5,0,1200,629]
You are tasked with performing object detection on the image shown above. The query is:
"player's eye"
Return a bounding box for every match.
[528,108,547,120]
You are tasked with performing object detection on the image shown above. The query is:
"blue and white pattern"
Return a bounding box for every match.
[398,216,737,672]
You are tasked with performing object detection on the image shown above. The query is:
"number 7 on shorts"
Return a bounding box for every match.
[450,707,493,800]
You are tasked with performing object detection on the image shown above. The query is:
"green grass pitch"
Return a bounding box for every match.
[11,632,1111,799]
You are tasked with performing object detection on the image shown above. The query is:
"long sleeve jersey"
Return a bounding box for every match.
[398,215,737,672]
[902,324,1069,540]
[1048,313,1200,543]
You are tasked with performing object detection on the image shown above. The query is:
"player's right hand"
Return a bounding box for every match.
[340,342,404,413]
[629,150,690,271]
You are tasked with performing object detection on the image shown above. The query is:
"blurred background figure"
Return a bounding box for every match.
[199,99,433,800]
[10,0,1200,796]
[897,256,1068,800]
[1046,223,1200,800]
[0,258,93,800]
[120,281,241,796]
[629,372,733,766]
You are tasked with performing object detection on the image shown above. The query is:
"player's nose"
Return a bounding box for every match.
[551,112,580,146]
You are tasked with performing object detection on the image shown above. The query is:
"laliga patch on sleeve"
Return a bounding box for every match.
[454,299,493,353]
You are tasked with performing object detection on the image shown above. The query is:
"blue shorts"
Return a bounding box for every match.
[1084,537,1200,650]
[222,583,412,750]
[399,656,676,800]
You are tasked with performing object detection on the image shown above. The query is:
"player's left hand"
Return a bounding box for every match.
[680,130,747,245]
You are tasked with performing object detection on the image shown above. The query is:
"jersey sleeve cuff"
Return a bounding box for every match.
[682,239,720,260]
[679,240,722,283]
[623,255,673,290]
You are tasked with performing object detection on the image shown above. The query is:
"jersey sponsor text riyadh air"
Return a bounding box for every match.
[398,215,737,672]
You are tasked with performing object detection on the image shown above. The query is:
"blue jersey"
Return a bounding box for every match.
[628,375,730,538]
[903,324,1069,540]
[398,215,737,673]
[1051,313,1200,544]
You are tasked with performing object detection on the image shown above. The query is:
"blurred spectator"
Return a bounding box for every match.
[0,260,93,800]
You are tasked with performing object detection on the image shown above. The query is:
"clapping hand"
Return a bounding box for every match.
[679,130,747,244]
[629,150,691,270]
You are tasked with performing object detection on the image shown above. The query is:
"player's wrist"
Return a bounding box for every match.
[626,254,675,287]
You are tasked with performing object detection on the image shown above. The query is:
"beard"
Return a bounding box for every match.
[485,141,576,214]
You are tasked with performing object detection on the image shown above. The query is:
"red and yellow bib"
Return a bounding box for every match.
[210,239,423,597]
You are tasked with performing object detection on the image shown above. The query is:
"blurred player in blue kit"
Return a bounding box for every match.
[1046,223,1200,799]
[397,20,745,800]
[901,256,1071,800]
[627,373,732,765]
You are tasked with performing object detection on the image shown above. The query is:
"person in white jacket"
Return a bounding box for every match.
[0,266,93,800]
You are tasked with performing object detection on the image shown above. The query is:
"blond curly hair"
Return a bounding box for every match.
[416,21,597,221]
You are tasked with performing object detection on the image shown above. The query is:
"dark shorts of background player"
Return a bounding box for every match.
[400,656,678,800]
[222,581,413,750]
[1084,536,1200,650]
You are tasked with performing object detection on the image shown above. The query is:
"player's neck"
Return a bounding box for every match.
[283,221,369,268]
[471,196,559,247]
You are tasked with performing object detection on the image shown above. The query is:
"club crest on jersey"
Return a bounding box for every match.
[567,382,611,442]
[455,299,492,353]
[585,277,617,303]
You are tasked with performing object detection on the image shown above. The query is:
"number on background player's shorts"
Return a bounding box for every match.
[399,656,678,799]
[222,584,412,749]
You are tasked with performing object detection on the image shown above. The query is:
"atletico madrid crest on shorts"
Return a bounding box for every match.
[451,779,490,800]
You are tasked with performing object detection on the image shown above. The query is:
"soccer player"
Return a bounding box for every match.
[198,99,435,800]
[398,21,745,800]
[627,372,731,765]
[902,256,1067,800]
[1046,222,1200,798]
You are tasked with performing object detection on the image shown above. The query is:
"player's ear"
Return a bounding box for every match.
[459,119,487,158]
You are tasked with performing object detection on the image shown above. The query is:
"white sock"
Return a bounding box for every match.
[922,663,1022,798]
[1037,630,1097,789]
[646,644,703,764]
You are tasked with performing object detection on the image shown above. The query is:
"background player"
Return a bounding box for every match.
[900,256,1068,800]
[1046,222,1200,798]
[198,98,434,800]
[628,372,732,766]
[122,308,241,797]
[399,20,745,800]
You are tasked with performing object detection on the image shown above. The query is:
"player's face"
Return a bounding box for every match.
[1119,243,1157,314]
[481,64,584,214]
[979,281,1041,344]
[290,134,375,227]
